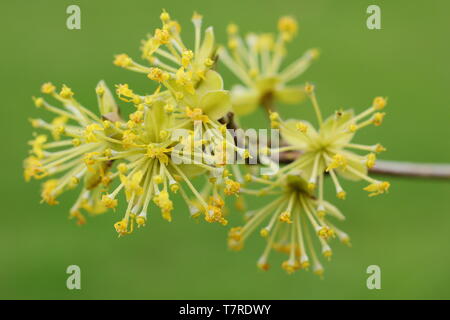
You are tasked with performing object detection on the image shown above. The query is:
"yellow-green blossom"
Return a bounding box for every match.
[24,81,120,224]
[218,17,319,116]
[96,86,244,235]
[114,10,217,87]
[114,11,234,129]
[229,175,350,275]
[276,84,390,200]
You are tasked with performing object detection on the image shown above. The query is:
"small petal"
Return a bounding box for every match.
[199,90,232,120]
[275,85,306,104]
[230,85,260,116]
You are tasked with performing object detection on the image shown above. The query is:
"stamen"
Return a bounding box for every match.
[217,47,254,87]
[305,84,323,125]
[328,169,346,199]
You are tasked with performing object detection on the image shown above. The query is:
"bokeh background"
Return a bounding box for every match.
[1,0,449,299]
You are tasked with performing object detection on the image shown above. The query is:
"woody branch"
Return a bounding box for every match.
[222,95,450,180]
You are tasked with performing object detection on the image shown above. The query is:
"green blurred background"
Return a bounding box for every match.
[1,0,449,300]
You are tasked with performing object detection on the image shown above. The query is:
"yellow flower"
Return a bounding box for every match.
[24,10,395,280]
[115,11,232,125]
[218,16,319,116]
[25,82,122,222]
[278,87,390,199]
[116,10,217,88]
[230,175,350,275]
[97,96,240,236]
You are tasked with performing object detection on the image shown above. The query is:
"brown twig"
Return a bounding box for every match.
[370,160,450,179]
[224,110,450,180]
[261,93,276,115]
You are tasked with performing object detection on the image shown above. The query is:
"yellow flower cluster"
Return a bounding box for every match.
[25,81,119,224]
[276,85,390,200]
[25,11,391,277]
[25,12,248,234]
[230,86,391,276]
[26,75,244,233]
[218,17,319,115]
[229,175,349,276]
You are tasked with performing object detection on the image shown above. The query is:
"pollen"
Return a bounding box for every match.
[282,260,299,274]
[192,11,203,21]
[317,226,333,239]
[326,154,348,172]
[102,195,118,209]
[160,10,170,22]
[304,83,315,94]
[114,220,129,236]
[269,112,279,121]
[147,68,170,82]
[278,16,298,41]
[224,179,241,195]
[115,84,135,101]
[366,153,377,168]
[146,145,171,164]
[296,122,308,133]
[59,85,74,99]
[154,28,170,44]
[228,227,242,241]
[24,156,46,181]
[372,112,386,126]
[84,152,98,166]
[41,179,59,205]
[227,23,238,35]
[33,97,44,108]
[186,107,209,122]
[29,135,47,159]
[41,82,56,94]
[181,50,194,68]
[129,111,144,123]
[154,191,174,218]
[257,261,270,271]
[307,182,316,191]
[114,54,132,67]
[117,163,128,174]
[279,211,292,223]
[373,96,387,110]
[123,171,145,197]
[204,58,214,67]
[375,144,387,153]
[136,215,147,227]
[363,181,390,197]
[122,130,137,148]
[260,228,269,238]
[337,191,347,200]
